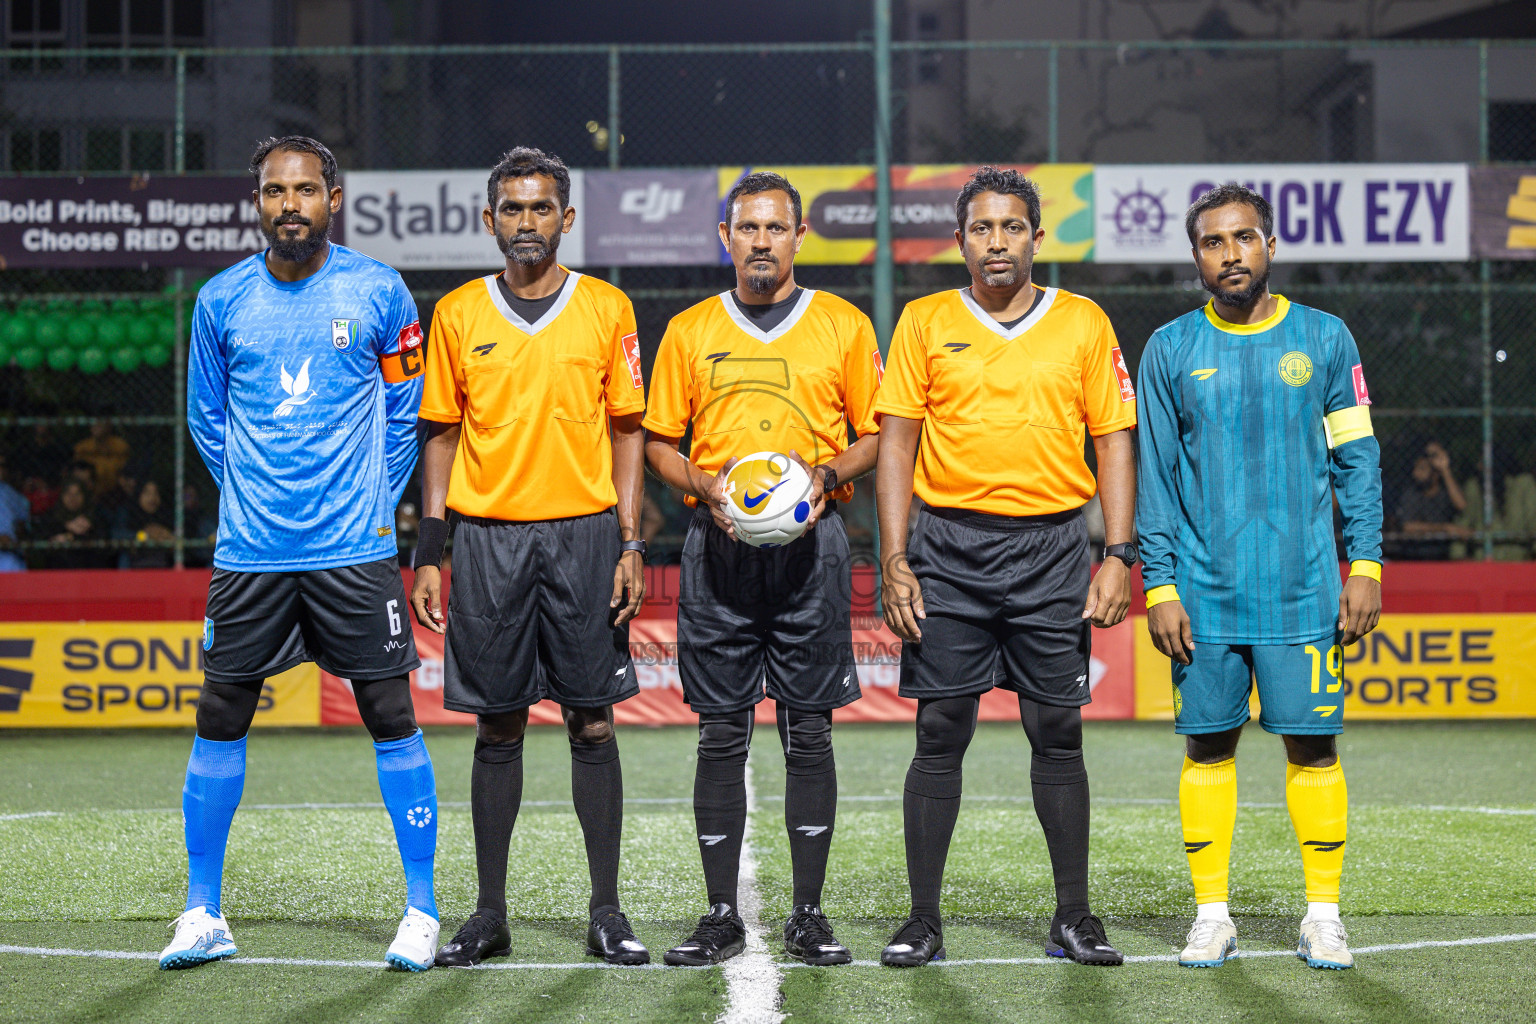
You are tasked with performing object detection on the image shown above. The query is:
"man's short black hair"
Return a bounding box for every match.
[249,136,338,191]
[725,172,802,227]
[1185,182,1274,245]
[486,147,571,210]
[955,166,1042,232]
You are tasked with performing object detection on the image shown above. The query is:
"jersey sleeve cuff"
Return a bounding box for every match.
[872,400,925,419]
[1088,413,1138,437]
[607,399,647,417]
[1144,584,1180,609]
[639,415,686,438]
[417,408,463,424]
[1348,559,1382,582]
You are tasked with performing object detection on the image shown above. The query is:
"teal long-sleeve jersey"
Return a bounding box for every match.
[1135,295,1383,645]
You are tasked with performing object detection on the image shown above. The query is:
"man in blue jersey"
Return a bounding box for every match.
[1137,183,1382,971]
[161,136,439,972]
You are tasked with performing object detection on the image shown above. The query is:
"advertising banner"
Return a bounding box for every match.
[1470,167,1536,260]
[0,175,265,269]
[1133,614,1536,721]
[341,169,585,269]
[717,164,1095,265]
[0,623,317,727]
[323,616,1136,726]
[1094,164,1470,263]
[582,169,719,265]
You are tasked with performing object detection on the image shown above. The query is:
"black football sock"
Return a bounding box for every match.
[904,696,979,927]
[779,707,836,908]
[694,712,753,908]
[570,734,624,914]
[471,736,524,920]
[1020,698,1091,918]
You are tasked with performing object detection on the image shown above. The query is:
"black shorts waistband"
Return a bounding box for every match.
[692,500,839,521]
[453,508,616,529]
[922,504,1082,532]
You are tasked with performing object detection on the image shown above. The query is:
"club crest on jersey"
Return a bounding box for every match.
[202,617,214,651]
[1278,350,1313,387]
[331,318,361,352]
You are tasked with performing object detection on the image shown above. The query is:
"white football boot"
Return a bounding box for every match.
[1178,917,1238,967]
[159,906,238,970]
[1297,915,1354,969]
[385,907,440,972]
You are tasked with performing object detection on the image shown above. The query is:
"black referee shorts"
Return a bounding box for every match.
[442,509,638,715]
[899,505,1093,706]
[676,506,860,715]
[202,557,420,684]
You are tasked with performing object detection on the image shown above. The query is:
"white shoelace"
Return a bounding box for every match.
[1307,918,1349,950]
[1186,918,1232,948]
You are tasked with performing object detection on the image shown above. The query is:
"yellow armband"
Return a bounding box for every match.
[1144,585,1181,609]
[1348,560,1381,582]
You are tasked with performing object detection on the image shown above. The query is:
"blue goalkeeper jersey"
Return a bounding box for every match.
[188,244,425,572]
[1136,295,1382,645]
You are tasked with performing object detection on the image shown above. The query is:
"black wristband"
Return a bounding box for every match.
[620,539,647,559]
[414,516,449,569]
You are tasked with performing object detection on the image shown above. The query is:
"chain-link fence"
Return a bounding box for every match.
[2,39,1534,567]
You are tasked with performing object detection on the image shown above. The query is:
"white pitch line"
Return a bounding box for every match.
[2,797,1532,820]
[3,932,1534,972]
[717,758,784,1024]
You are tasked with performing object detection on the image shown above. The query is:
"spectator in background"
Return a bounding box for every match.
[1394,441,1471,560]
[0,452,29,572]
[15,424,70,518]
[1454,450,1536,561]
[99,467,140,536]
[66,460,97,496]
[42,479,106,569]
[126,480,175,569]
[72,419,130,499]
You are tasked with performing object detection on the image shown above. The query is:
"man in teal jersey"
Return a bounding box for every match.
[1136,183,1383,971]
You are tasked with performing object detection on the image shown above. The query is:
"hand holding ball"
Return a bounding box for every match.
[719,451,815,548]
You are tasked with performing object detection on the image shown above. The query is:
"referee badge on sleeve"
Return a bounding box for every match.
[202,617,215,651]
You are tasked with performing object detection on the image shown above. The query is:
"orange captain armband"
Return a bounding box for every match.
[381,320,425,383]
[1348,560,1381,582]
[382,346,424,383]
[1144,584,1181,609]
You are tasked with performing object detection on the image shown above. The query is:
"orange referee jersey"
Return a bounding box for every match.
[875,284,1136,517]
[642,289,882,503]
[419,270,646,520]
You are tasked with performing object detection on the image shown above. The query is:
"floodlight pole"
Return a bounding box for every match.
[173,50,187,569]
[873,0,893,351]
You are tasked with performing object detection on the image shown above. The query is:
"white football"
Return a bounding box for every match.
[720,451,815,548]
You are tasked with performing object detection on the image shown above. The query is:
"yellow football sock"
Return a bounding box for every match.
[1179,757,1237,905]
[1286,760,1348,903]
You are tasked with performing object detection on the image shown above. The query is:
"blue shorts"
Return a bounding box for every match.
[1172,632,1344,736]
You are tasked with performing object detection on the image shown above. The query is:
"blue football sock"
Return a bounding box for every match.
[375,729,438,918]
[183,734,247,915]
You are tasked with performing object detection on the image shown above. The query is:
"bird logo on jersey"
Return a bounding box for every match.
[725,455,789,513]
[1279,351,1313,387]
[274,358,318,417]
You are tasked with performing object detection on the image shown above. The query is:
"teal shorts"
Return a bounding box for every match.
[1172,632,1345,736]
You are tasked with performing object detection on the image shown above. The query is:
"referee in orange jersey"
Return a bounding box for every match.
[409,148,650,967]
[644,172,882,967]
[875,167,1137,967]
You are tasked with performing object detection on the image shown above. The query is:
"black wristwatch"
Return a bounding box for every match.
[817,465,839,495]
[1103,542,1139,567]
[620,539,647,560]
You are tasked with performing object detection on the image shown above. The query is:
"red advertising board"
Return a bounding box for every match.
[318,615,1135,727]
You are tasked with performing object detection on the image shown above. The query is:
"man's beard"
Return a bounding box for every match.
[1203,258,1271,308]
[967,248,1028,289]
[743,253,779,294]
[264,211,330,263]
[496,227,560,266]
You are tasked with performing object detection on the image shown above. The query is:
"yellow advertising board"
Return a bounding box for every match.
[0,623,318,728]
[718,164,1095,264]
[1133,614,1536,721]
